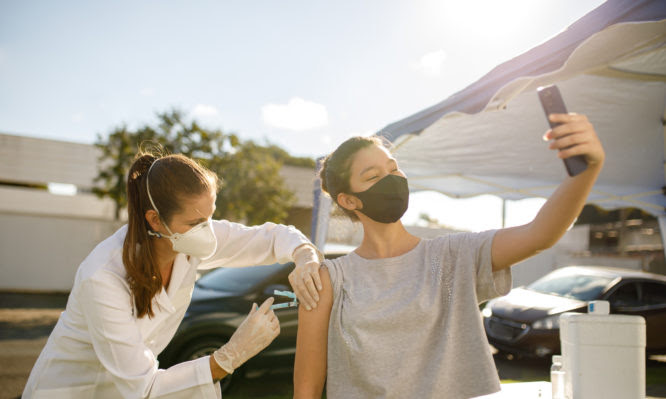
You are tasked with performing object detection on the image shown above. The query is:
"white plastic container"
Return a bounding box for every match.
[559,301,646,399]
[551,355,565,399]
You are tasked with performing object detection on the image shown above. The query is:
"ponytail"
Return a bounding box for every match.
[123,153,162,318]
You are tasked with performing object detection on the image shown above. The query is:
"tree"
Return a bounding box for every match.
[94,109,297,224]
[92,124,135,220]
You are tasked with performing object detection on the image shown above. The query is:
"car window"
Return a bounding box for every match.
[640,282,666,306]
[527,272,614,301]
[196,263,288,293]
[607,282,641,308]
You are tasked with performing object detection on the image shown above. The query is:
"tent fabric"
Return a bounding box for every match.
[378,0,666,142]
[377,1,666,217]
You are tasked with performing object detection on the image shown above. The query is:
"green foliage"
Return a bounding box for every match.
[259,143,316,168]
[94,109,302,224]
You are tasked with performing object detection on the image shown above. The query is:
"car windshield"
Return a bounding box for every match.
[527,271,614,301]
[196,263,287,293]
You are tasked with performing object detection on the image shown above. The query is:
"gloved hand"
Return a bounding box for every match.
[212,297,280,374]
[288,244,323,310]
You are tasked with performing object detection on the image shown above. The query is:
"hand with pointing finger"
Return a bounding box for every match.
[212,297,280,374]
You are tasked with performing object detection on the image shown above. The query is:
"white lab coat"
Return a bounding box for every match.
[23,220,314,399]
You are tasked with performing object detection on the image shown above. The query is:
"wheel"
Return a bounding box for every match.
[176,337,235,393]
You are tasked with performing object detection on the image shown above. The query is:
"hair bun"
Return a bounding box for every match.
[128,154,158,182]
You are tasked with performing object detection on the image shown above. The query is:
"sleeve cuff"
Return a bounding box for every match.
[293,243,324,263]
[476,230,513,303]
[195,356,216,386]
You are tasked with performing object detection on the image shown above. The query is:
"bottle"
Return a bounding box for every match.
[551,355,566,399]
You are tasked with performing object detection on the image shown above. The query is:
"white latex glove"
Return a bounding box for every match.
[212,297,280,374]
[288,244,323,310]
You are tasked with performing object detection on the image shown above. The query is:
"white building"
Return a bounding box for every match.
[0,133,316,292]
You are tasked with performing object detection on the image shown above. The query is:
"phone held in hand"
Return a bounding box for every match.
[537,84,588,177]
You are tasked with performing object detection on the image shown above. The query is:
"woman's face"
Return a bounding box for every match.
[348,144,405,193]
[336,144,406,214]
[163,188,216,235]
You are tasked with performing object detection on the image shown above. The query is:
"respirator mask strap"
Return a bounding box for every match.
[145,158,176,238]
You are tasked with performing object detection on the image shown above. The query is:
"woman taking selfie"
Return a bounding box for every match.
[294,113,604,398]
[23,151,322,398]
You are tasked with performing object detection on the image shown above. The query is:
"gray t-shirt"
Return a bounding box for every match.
[324,230,512,399]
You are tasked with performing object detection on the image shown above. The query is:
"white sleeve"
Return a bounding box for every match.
[80,272,218,399]
[197,219,314,270]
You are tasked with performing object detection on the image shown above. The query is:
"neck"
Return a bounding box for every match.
[151,237,177,286]
[355,219,419,259]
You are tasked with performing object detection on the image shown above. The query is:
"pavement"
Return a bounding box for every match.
[1,292,665,399]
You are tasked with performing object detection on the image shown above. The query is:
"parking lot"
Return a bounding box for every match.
[1,292,665,399]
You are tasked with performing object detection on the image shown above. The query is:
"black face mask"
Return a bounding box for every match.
[352,174,409,224]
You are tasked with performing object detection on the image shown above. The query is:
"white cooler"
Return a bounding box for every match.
[559,301,646,399]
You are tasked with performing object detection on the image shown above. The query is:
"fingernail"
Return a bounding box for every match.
[306,306,312,311]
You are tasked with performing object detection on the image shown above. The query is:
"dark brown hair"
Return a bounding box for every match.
[123,151,218,318]
[319,136,389,220]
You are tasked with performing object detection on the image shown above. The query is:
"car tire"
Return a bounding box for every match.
[175,336,236,393]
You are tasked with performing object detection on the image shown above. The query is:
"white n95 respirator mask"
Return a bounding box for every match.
[148,218,217,260]
[145,161,218,260]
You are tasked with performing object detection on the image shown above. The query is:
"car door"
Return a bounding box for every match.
[265,275,299,352]
[249,265,299,367]
[606,281,641,310]
[637,281,666,352]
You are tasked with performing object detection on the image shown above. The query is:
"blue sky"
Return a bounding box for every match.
[0,0,605,230]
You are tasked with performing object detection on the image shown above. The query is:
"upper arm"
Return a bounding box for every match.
[199,220,310,269]
[491,223,542,271]
[80,275,158,396]
[80,274,215,398]
[294,266,333,399]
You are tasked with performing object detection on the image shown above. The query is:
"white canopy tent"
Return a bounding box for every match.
[311,0,666,250]
[387,19,666,213]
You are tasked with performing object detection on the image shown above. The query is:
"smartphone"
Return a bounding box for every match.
[537,85,587,176]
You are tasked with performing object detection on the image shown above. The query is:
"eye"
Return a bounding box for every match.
[367,176,378,181]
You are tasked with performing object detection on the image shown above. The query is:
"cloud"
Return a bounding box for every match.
[191,104,220,118]
[140,88,155,97]
[410,49,448,77]
[261,97,328,131]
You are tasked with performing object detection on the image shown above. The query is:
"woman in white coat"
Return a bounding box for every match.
[23,152,323,398]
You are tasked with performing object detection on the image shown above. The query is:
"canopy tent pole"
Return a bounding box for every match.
[659,216,666,265]
[662,104,666,262]
[310,158,332,250]
[502,198,507,228]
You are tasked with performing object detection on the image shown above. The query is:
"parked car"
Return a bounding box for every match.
[483,266,666,358]
[158,246,351,391]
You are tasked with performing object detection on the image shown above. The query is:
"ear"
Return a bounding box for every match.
[145,209,163,232]
[336,192,362,212]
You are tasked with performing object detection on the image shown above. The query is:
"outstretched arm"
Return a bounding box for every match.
[492,113,605,271]
[293,267,333,399]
